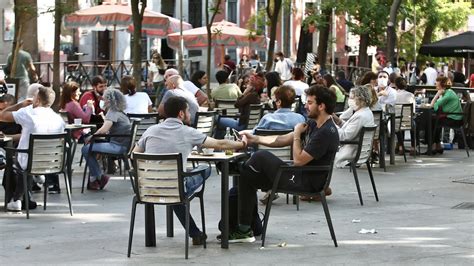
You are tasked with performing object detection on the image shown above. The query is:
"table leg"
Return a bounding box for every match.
[221,161,229,249]
[166,205,174,237]
[66,138,73,194]
[427,109,433,155]
[379,121,386,170]
[3,142,13,210]
[144,203,156,247]
[390,113,396,165]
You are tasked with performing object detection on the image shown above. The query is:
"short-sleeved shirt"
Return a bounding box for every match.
[137,118,207,166]
[148,62,165,83]
[211,83,242,100]
[124,92,152,114]
[105,110,132,146]
[6,50,32,79]
[183,81,200,95]
[161,88,199,124]
[253,108,305,132]
[12,106,65,169]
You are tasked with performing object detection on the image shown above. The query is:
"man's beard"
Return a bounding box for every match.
[307,108,320,119]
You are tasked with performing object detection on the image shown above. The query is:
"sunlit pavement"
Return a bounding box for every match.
[1,148,473,264]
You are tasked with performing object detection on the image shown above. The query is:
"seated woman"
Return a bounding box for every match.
[183,70,209,106]
[332,85,375,168]
[82,89,132,190]
[394,76,416,155]
[121,75,152,114]
[59,82,94,141]
[323,74,346,103]
[427,76,463,154]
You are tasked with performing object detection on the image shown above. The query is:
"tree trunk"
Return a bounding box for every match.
[131,0,146,90]
[421,23,436,45]
[386,0,402,64]
[317,7,331,71]
[52,0,62,110]
[296,26,312,64]
[265,0,282,72]
[205,0,222,99]
[358,32,369,68]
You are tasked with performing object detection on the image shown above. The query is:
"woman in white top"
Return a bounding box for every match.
[332,85,375,168]
[120,76,152,114]
[148,53,167,105]
[283,67,309,103]
[183,70,209,106]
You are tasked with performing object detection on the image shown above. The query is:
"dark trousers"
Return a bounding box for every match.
[432,117,463,143]
[396,129,416,147]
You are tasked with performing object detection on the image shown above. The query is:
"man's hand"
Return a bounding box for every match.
[21,98,34,107]
[240,131,258,145]
[294,122,308,137]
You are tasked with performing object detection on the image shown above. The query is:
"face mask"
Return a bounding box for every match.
[348,98,358,110]
[378,78,388,87]
[99,100,105,110]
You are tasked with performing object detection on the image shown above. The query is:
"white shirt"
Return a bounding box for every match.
[424,67,438,85]
[396,89,416,113]
[148,62,164,83]
[275,58,293,81]
[13,106,65,169]
[183,81,200,95]
[283,80,309,103]
[377,85,397,111]
[124,92,152,114]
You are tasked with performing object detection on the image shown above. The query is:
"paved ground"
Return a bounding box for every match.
[1,149,473,265]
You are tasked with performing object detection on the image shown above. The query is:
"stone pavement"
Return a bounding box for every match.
[1,149,473,264]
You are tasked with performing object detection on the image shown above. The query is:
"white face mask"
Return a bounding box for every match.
[378,78,388,87]
[348,98,358,110]
[99,100,105,110]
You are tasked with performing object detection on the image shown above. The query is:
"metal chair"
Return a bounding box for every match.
[372,110,386,172]
[214,98,239,117]
[260,151,338,248]
[7,133,72,219]
[245,104,263,130]
[127,153,207,259]
[127,112,161,141]
[340,126,379,206]
[192,111,217,137]
[394,103,416,162]
[433,108,470,157]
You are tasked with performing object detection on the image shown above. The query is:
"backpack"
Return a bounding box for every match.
[218,186,263,236]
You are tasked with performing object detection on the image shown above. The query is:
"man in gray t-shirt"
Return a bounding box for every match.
[158,75,199,125]
[133,96,247,245]
[5,40,37,100]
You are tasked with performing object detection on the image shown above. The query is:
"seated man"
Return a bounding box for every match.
[133,96,247,245]
[0,86,65,211]
[235,85,339,243]
[211,70,242,101]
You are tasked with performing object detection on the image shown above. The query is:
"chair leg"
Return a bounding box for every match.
[127,196,138,258]
[81,160,89,193]
[79,154,83,167]
[43,182,48,211]
[199,195,207,249]
[64,173,73,216]
[185,201,190,259]
[261,190,276,247]
[366,162,379,202]
[459,127,470,157]
[351,165,364,206]
[24,173,29,219]
[296,195,300,211]
[320,192,338,247]
[402,143,407,163]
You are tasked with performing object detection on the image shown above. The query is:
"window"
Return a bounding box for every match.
[227,0,238,24]
[189,0,202,28]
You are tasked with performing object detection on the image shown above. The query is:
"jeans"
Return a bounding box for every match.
[81,142,127,181]
[172,164,211,237]
[216,118,246,139]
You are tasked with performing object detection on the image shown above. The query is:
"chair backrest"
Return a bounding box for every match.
[246,104,263,130]
[132,152,185,204]
[372,110,383,140]
[215,99,239,116]
[27,133,67,175]
[353,126,377,165]
[127,120,140,155]
[59,111,70,124]
[394,103,413,131]
[290,96,301,113]
[193,111,217,137]
[127,113,161,141]
[255,129,293,160]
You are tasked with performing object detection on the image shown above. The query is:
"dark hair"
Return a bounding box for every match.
[250,72,266,93]
[0,94,16,104]
[453,71,466,84]
[164,96,188,118]
[323,74,337,87]
[429,61,435,68]
[265,71,282,92]
[436,76,449,88]
[358,71,378,85]
[305,84,336,114]
[275,51,284,57]
[60,82,80,109]
[394,76,407,90]
[215,70,229,84]
[336,71,346,80]
[190,70,206,88]
[120,76,136,96]
[224,55,231,61]
[291,68,305,80]
[274,85,296,108]
[91,75,106,87]
[388,72,398,83]
[377,71,389,78]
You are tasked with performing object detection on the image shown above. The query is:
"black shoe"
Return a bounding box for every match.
[436,148,444,155]
[192,232,207,246]
[31,183,42,193]
[48,184,61,194]
[21,200,37,210]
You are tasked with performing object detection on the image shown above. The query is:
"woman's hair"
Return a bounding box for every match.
[323,74,338,87]
[190,70,206,88]
[103,88,126,112]
[358,71,378,85]
[274,85,296,108]
[351,85,372,108]
[152,52,167,69]
[436,76,449,88]
[120,76,136,96]
[250,72,266,93]
[292,68,305,81]
[265,71,282,92]
[60,82,80,109]
[394,76,407,90]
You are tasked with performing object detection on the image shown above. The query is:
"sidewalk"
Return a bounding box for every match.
[1,149,473,264]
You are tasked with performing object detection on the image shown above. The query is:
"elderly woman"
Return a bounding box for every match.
[333,85,375,168]
[81,89,132,190]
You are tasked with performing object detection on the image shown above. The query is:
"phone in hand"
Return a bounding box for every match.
[232,128,241,141]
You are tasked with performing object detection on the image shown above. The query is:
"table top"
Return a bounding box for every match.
[188,152,247,162]
[65,124,97,130]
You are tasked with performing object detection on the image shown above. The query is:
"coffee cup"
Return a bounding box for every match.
[202,148,214,155]
[74,118,82,125]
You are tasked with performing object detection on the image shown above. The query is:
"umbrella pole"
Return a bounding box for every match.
[112,24,116,65]
[221,44,225,66]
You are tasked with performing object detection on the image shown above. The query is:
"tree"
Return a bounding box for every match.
[265,0,282,71]
[131,0,146,89]
[204,0,223,98]
[386,0,402,65]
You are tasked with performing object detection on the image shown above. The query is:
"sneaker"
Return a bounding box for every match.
[87,180,100,191]
[259,191,280,205]
[229,229,255,243]
[32,175,45,184]
[192,232,207,246]
[31,183,42,193]
[21,200,37,210]
[48,184,61,194]
[7,199,21,211]
[99,175,110,190]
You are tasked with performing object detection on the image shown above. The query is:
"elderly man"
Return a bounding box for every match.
[133,96,247,245]
[0,86,64,211]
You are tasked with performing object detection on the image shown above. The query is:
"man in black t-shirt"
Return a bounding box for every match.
[231,85,339,243]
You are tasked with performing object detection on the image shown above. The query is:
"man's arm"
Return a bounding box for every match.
[292,123,314,166]
[241,131,293,148]
[202,136,246,151]
[131,144,145,158]
[0,99,32,122]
